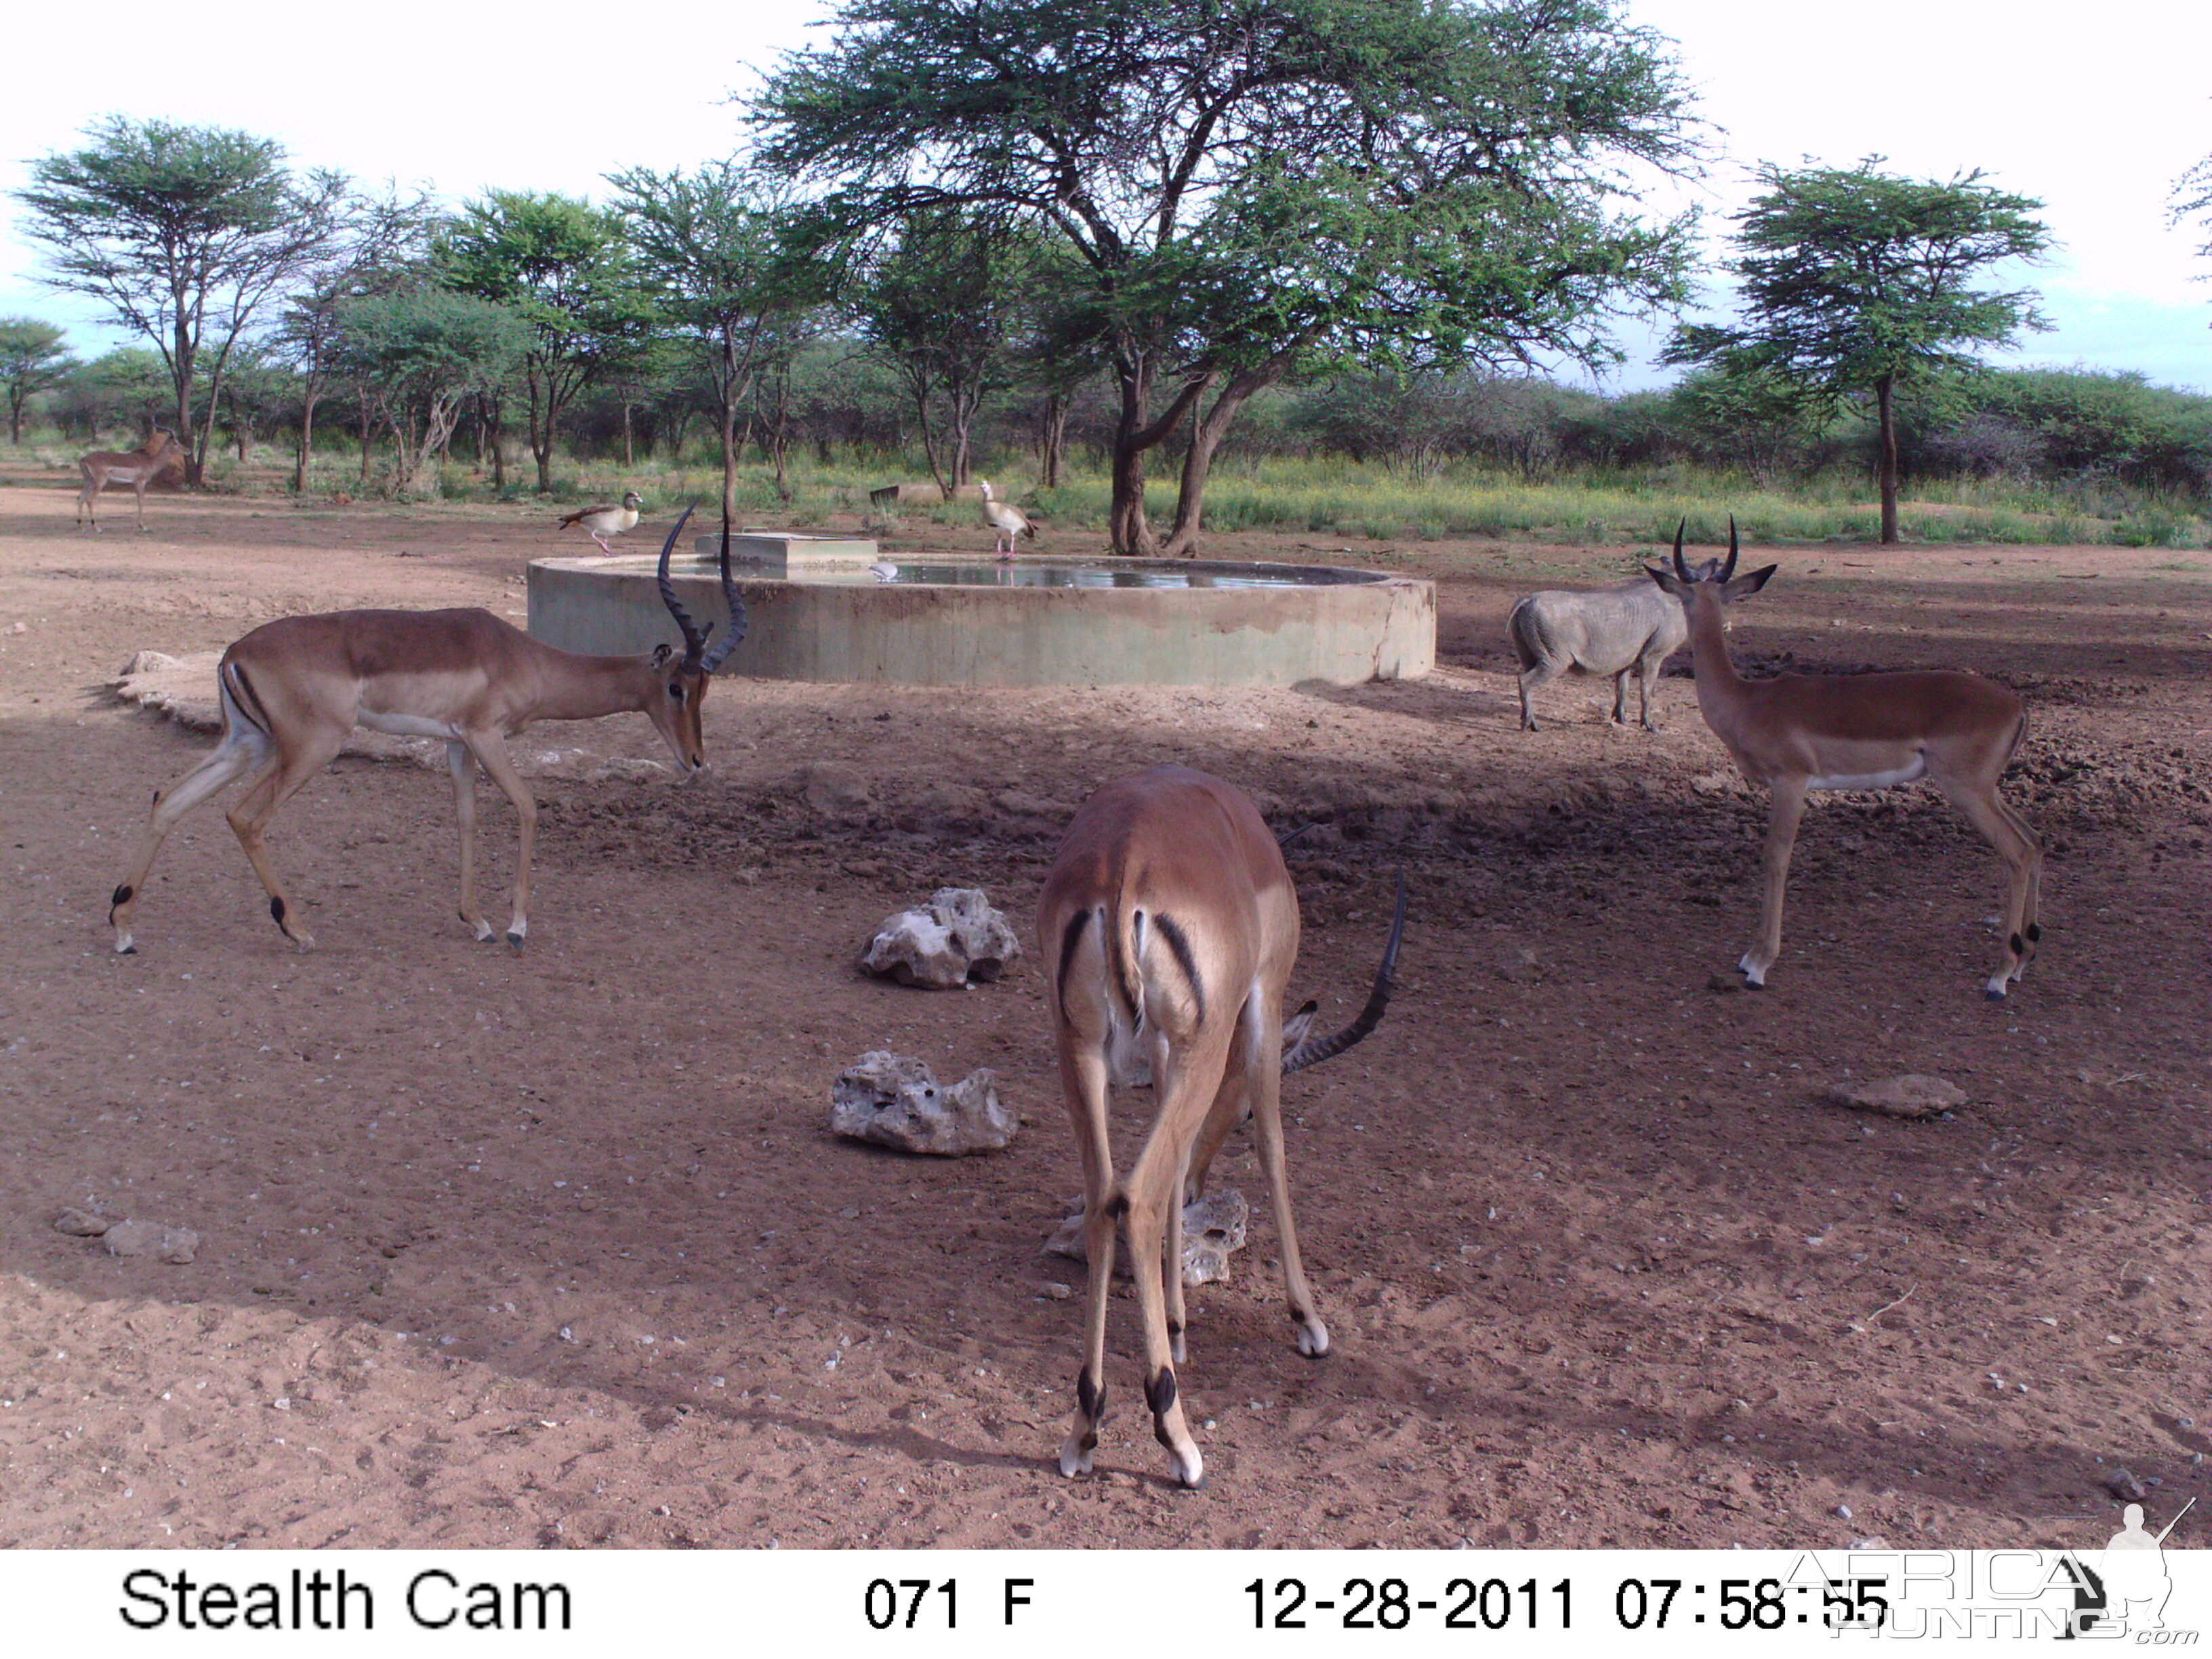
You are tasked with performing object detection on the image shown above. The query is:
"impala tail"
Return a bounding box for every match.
[1282,869,1406,1074]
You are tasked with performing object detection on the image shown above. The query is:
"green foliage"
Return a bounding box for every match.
[0,316,78,443]
[13,117,349,475]
[1668,158,2053,395]
[335,288,531,495]
[440,190,654,490]
[756,0,1706,548]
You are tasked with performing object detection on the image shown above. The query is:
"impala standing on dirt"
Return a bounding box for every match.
[76,430,186,532]
[1648,519,2042,998]
[108,508,746,954]
[1038,765,1404,1488]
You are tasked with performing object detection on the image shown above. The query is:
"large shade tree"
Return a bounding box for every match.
[14,118,348,484]
[754,0,1703,554]
[1666,157,2053,544]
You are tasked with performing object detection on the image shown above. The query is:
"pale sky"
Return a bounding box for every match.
[3,0,2208,392]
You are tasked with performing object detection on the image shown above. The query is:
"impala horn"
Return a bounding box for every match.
[653,501,749,674]
[1672,516,1691,582]
[700,499,747,674]
[1282,869,1408,1076]
[1722,514,1739,582]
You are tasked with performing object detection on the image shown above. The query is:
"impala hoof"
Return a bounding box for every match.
[1984,986,2007,1003]
[506,931,525,951]
[1058,1439,1096,1479]
[115,938,136,956]
[1295,1316,1330,1358]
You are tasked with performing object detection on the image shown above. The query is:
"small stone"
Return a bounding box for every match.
[1706,971,1744,994]
[1044,1189,1251,1287]
[54,1208,110,1237]
[829,1052,1017,1155]
[100,1220,201,1263]
[860,888,1022,989]
[1835,1504,1853,1520]
[2106,1467,2147,1502]
[1040,1282,1072,1300]
[1825,1073,1967,1120]
[1495,946,1540,984]
[798,760,873,819]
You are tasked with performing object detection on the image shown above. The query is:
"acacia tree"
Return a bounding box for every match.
[756,0,1700,554]
[441,192,649,492]
[1666,158,2053,544]
[851,209,1032,497]
[335,288,529,497]
[14,118,347,484]
[273,186,436,492]
[0,319,77,444]
[605,163,822,519]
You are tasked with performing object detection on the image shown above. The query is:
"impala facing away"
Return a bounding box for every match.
[108,507,745,954]
[1648,520,2041,999]
[77,430,186,531]
[1038,765,1404,1488]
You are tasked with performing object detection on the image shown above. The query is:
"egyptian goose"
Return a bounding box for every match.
[977,478,1036,560]
[558,490,644,552]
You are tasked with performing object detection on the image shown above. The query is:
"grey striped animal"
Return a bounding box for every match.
[1507,577,1689,731]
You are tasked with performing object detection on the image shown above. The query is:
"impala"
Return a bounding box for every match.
[108,507,745,954]
[1648,519,2042,998]
[77,430,186,531]
[1037,765,1405,1488]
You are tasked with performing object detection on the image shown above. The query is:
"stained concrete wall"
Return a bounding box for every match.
[527,556,1434,688]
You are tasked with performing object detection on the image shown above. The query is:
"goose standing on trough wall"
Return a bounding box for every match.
[978,478,1037,560]
[558,490,644,553]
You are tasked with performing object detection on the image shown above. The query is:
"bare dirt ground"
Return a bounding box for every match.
[1,470,2207,1552]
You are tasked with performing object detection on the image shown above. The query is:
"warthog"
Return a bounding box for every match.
[1507,577,1689,731]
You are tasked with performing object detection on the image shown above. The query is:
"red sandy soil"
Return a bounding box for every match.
[0,469,2207,1551]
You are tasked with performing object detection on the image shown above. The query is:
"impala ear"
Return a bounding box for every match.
[651,643,674,667]
[1726,563,1779,600]
[1280,999,1320,1051]
[1645,563,1685,594]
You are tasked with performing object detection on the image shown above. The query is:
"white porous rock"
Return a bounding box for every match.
[830,1052,1017,1155]
[1043,1187,1252,1287]
[860,887,1023,989]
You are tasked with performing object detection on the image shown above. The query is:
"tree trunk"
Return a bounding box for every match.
[356,392,376,489]
[527,364,554,493]
[8,392,24,446]
[1875,373,1900,545]
[1107,352,1215,556]
[1158,364,1282,557]
[1038,392,1067,489]
[621,399,634,469]
[293,387,321,494]
[719,398,740,526]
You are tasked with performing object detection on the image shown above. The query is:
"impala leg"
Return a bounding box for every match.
[1245,1042,1329,1359]
[1610,668,1630,725]
[1740,775,1807,988]
[1164,1147,1189,1366]
[108,728,273,953]
[447,741,496,943]
[1125,1034,1232,1490]
[136,482,151,532]
[1057,1041,1115,1479]
[462,735,537,947]
[226,729,348,947]
[1939,778,2045,999]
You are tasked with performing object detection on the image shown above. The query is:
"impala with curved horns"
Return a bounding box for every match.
[1038,765,1406,1488]
[108,505,747,954]
[1647,518,2042,999]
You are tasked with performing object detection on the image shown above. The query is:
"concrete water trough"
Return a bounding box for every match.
[526,533,1434,688]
